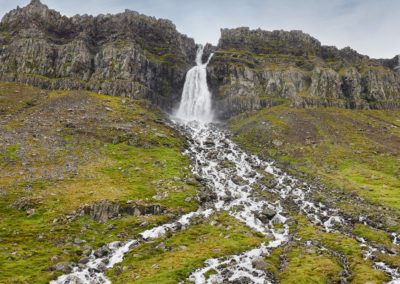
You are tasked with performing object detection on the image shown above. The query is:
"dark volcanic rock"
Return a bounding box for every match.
[89,201,120,223]
[255,206,276,223]
[0,0,197,111]
[0,2,398,119]
[51,262,75,273]
[82,201,164,223]
[208,27,400,119]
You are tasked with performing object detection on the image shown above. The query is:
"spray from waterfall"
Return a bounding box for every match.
[175,45,214,122]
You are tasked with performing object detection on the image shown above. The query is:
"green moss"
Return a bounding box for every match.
[0,83,200,283]
[294,216,388,283]
[0,144,20,166]
[352,224,392,246]
[229,106,400,212]
[106,212,267,283]
[204,268,218,279]
[279,248,342,283]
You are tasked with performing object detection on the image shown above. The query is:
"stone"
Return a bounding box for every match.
[256,207,276,224]
[51,262,74,273]
[106,224,115,230]
[251,258,269,270]
[272,140,283,147]
[78,256,90,264]
[97,262,107,272]
[83,249,92,256]
[89,201,120,223]
[94,246,111,258]
[114,266,122,275]
[361,186,373,191]
[50,255,59,262]
[26,209,35,217]
[74,238,86,244]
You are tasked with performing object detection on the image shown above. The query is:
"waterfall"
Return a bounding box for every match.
[175,45,214,122]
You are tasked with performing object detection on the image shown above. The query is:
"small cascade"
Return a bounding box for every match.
[174,45,214,122]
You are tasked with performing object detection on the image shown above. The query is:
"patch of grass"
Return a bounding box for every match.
[352,224,393,247]
[106,212,267,283]
[279,247,342,283]
[0,144,20,166]
[229,106,400,213]
[294,216,388,283]
[0,83,199,283]
[204,268,218,279]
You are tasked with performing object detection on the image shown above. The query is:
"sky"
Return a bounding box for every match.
[0,0,399,59]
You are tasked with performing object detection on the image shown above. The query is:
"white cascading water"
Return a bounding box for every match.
[51,44,400,284]
[174,45,214,122]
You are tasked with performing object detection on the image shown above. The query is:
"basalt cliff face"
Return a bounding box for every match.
[0,1,399,118]
[207,28,400,119]
[0,0,196,109]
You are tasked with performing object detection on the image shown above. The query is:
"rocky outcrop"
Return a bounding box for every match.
[50,262,75,274]
[208,27,400,118]
[0,0,197,110]
[81,201,163,223]
[0,2,399,118]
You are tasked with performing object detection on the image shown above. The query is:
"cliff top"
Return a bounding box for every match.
[0,0,193,48]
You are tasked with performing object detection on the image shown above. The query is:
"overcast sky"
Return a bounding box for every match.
[1,0,399,59]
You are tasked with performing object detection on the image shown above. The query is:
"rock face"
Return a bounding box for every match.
[50,262,75,274]
[81,201,163,223]
[207,27,400,119]
[0,0,197,110]
[0,2,399,118]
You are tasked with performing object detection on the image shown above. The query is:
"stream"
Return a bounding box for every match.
[51,46,400,284]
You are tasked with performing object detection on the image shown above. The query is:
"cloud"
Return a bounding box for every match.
[0,0,398,58]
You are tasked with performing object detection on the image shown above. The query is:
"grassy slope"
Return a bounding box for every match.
[0,83,198,283]
[106,212,267,283]
[1,83,399,283]
[230,105,400,214]
[229,104,400,283]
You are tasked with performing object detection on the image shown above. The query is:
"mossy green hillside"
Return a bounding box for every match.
[106,212,267,283]
[263,216,388,283]
[229,105,400,215]
[0,83,199,283]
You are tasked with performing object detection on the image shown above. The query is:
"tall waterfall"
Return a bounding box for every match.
[175,45,214,122]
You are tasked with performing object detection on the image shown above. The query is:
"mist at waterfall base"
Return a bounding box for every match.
[173,45,214,123]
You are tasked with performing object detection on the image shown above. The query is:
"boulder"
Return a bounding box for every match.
[256,207,276,223]
[90,201,119,223]
[51,262,74,273]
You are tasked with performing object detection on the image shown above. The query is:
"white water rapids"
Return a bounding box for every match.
[51,46,400,284]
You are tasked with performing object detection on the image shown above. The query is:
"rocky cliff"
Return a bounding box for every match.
[0,0,196,110]
[0,1,399,119]
[208,28,400,119]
